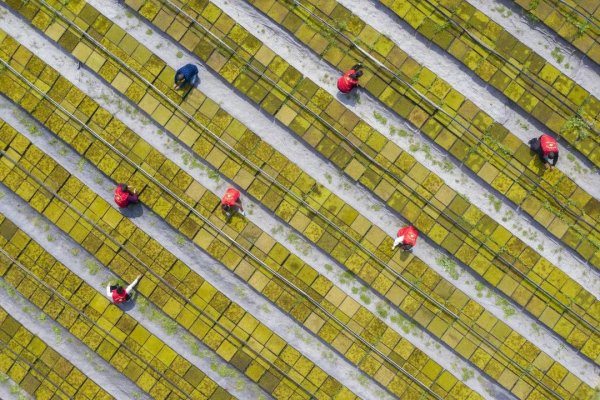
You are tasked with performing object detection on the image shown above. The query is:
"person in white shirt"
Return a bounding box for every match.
[106,275,141,304]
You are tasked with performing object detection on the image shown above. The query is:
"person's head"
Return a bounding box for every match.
[547,152,556,159]
[116,286,125,295]
[176,72,185,83]
[401,244,412,251]
[350,70,363,80]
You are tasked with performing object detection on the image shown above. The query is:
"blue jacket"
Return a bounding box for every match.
[175,64,198,83]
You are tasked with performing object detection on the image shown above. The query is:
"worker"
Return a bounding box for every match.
[529,134,559,169]
[221,187,246,219]
[174,63,199,90]
[106,275,141,304]
[392,225,418,251]
[114,184,139,208]
[337,63,363,94]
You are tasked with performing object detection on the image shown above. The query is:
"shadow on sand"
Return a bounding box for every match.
[119,203,144,218]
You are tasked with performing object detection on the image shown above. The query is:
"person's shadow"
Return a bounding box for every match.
[336,89,360,107]
[119,292,137,311]
[399,249,412,261]
[527,138,538,154]
[119,203,143,218]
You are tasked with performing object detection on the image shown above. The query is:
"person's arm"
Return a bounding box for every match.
[392,235,404,249]
[106,284,112,299]
[541,154,550,166]
[552,154,558,166]
[125,275,141,295]
[127,191,139,203]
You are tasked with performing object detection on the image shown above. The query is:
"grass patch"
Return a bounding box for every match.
[376,302,388,319]
[474,281,485,297]
[359,292,371,305]
[561,115,590,141]
[436,255,459,279]
[211,362,237,378]
[52,326,62,343]
[373,111,387,125]
[207,169,220,181]
[434,21,451,33]
[340,271,354,285]
[566,12,590,36]
[495,295,516,317]
[391,314,416,334]
[389,126,408,137]
[550,47,564,64]
[84,259,100,275]
[461,367,474,381]
[493,5,512,17]
[486,193,502,212]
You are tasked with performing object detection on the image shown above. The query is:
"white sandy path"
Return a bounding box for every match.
[339,0,600,198]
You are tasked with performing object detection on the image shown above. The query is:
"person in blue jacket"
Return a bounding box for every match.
[174,63,199,90]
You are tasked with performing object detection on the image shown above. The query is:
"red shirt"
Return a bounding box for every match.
[221,188,240,207]
[111,289,128,304]
[539,134,558,156]
[114,185,130,208]
[337,70,359,93]
[397,226,418,246]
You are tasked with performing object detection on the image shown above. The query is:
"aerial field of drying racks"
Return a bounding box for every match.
[0,0,598,399]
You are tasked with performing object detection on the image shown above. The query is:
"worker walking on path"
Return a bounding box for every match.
[221,187,246,219]
[114,184,139,208]
[337,63,363,94]
[174,63,199,90]
[392,226,419,251]
[529,134,559,169]
[106,275,141,304]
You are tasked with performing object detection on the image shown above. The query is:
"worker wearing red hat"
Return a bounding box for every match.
[221,187,246,219]
[392,226,419,251]
[114,184,139,208]
[337,64,363,94]
[529,134,559,169]
[106,275,141,304]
